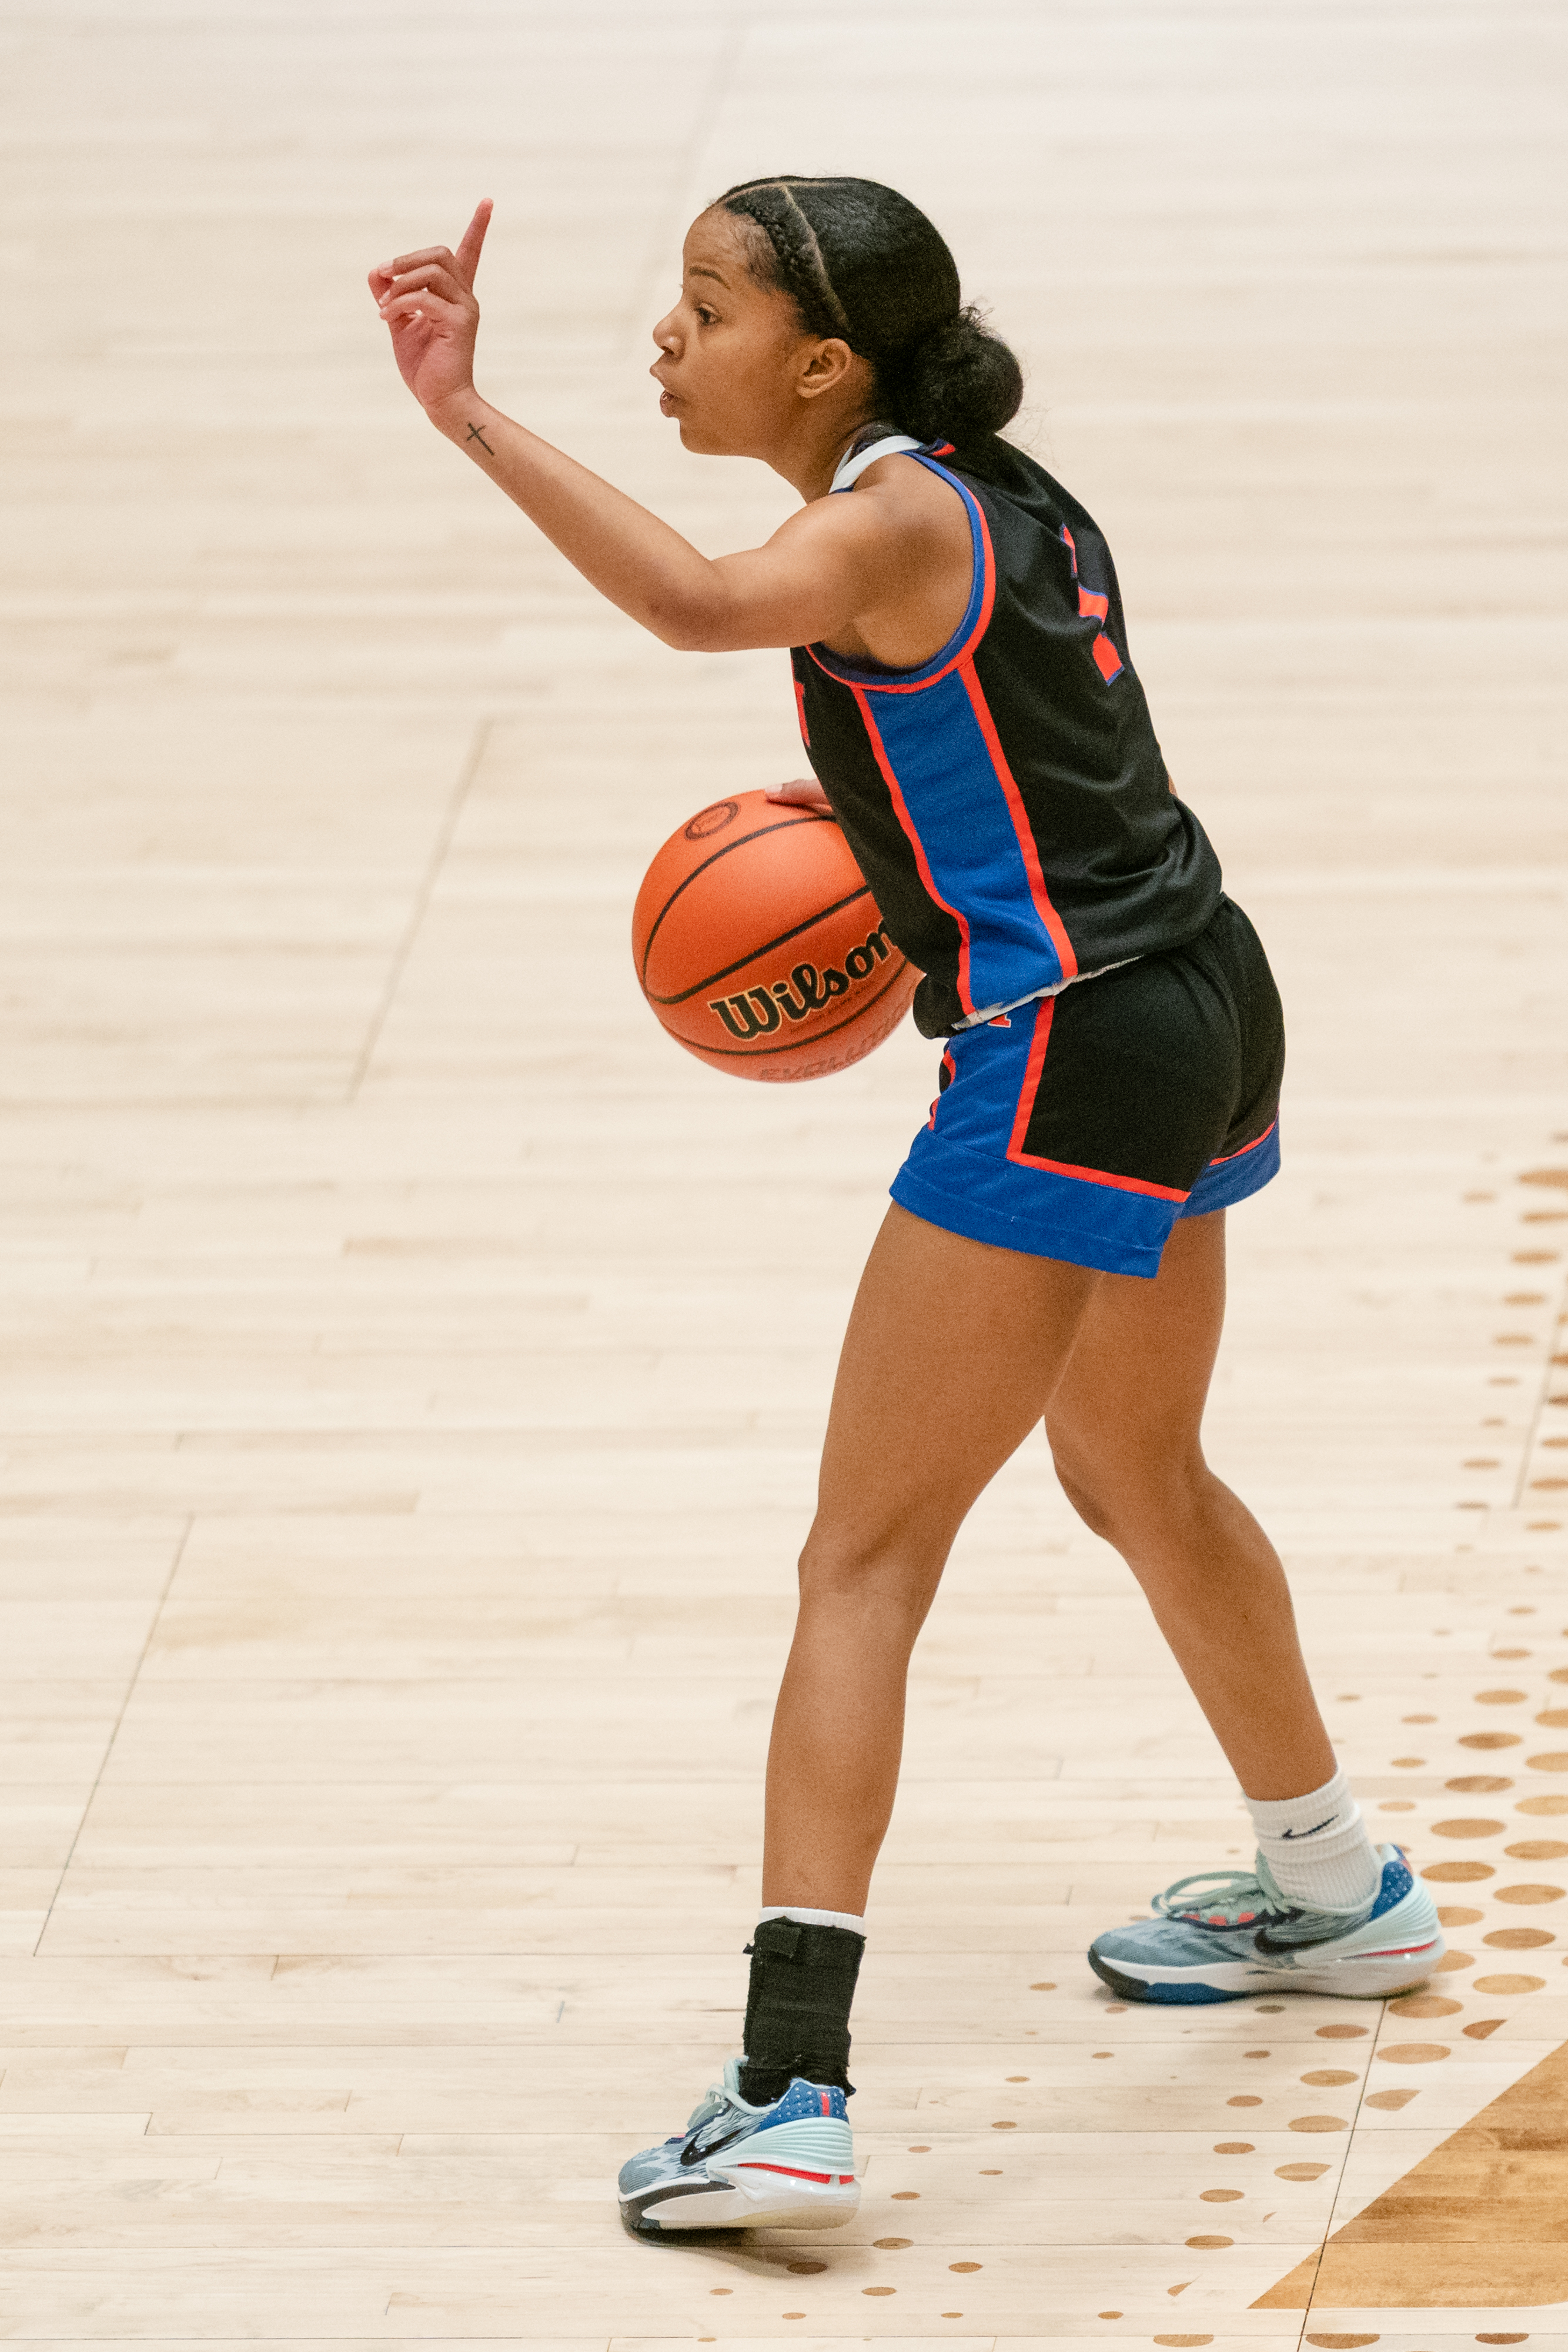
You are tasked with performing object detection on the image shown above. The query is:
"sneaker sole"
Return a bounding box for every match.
[623,2169,860,2236]
[1089,1936,1443,2005]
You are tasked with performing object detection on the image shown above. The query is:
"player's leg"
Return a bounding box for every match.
[620,1204,1101,2237]
[762,1201,1099,1916]
[1044,1207,1335,1798]
[1045,1208,1443,2003]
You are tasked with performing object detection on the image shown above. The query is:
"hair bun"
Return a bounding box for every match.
[892,305,1022,445]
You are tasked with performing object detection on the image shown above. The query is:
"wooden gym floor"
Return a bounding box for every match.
[4,0,1567,2342]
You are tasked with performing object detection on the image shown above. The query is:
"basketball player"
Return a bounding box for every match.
[370,178,1442,2240]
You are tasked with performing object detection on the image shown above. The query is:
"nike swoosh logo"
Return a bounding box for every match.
[1253,1921,1334,1957]
[681,2123,750,2168]
[1279,1815,1339,1840]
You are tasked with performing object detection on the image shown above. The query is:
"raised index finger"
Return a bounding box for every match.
[453,199,493,289]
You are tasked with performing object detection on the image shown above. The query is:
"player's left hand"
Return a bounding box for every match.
[370,201,492,413]
[765,777,835,815]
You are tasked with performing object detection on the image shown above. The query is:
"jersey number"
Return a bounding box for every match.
[1060,526,1124,683]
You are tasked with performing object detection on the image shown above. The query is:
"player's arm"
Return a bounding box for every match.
[445,404,904,651]
[370,208,916,655]
[426,388,897,650]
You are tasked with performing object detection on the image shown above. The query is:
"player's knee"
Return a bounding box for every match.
[797,1520,945,1634]
[1052,1454,1120,1541]
[1051,1439,1209,1552]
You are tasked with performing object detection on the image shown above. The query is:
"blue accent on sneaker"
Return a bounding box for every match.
[1090,1969,1235,2006]
[1368,1850,1414,1916]
[746,2077,849,2127]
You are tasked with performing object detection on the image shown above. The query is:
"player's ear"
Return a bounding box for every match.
[797,338,858,402]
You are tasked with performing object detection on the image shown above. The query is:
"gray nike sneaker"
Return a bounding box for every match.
[618,2059,859,2238]
[1088,1844,1443,2004]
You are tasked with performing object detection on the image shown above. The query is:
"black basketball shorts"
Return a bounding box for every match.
[890,896,1285,1278]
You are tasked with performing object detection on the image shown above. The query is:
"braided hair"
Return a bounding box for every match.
[717,175,1023,447]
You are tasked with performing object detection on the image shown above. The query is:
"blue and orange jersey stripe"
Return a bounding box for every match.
[818,456,1076,1015]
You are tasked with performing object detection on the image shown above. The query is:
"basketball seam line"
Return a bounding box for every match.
[647,884,877,1005]
[636,810,835,981]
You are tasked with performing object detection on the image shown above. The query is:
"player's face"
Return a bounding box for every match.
[650,211,831,455]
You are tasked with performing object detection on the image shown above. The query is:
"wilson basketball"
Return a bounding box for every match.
[632,790,918,1081]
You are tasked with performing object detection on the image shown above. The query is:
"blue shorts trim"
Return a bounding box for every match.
[1179,1121,1281,1219]
[892,1142,1171,1277]
[891,1116,1279,1277]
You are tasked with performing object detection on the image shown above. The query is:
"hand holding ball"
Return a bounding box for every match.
[632,789,917,1080]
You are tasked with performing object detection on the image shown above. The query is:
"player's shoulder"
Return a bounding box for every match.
[841,448,972,549]
[942,436,1080,523]
[940,439,1121,579]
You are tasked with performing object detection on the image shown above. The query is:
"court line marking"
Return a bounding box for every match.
[347,714,493,1102]
[31,1515,193,1960]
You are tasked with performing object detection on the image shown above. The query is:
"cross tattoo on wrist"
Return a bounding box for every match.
[466,422,495,454]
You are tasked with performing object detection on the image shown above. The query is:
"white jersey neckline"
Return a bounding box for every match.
[829,433,923,493]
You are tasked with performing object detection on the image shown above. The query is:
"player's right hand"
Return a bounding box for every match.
[370,201,492,413]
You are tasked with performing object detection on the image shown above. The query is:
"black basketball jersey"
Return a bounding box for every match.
[790,435,1223,1039]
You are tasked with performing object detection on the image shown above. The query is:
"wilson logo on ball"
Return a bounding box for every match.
[631,790,918,1083]
[708,924,895,1040]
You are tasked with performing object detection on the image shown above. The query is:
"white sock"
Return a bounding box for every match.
[757,1905,867,1936]
[1245,1769,1381,1912]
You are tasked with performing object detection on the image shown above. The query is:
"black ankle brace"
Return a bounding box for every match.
[738,1915,865,2106]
